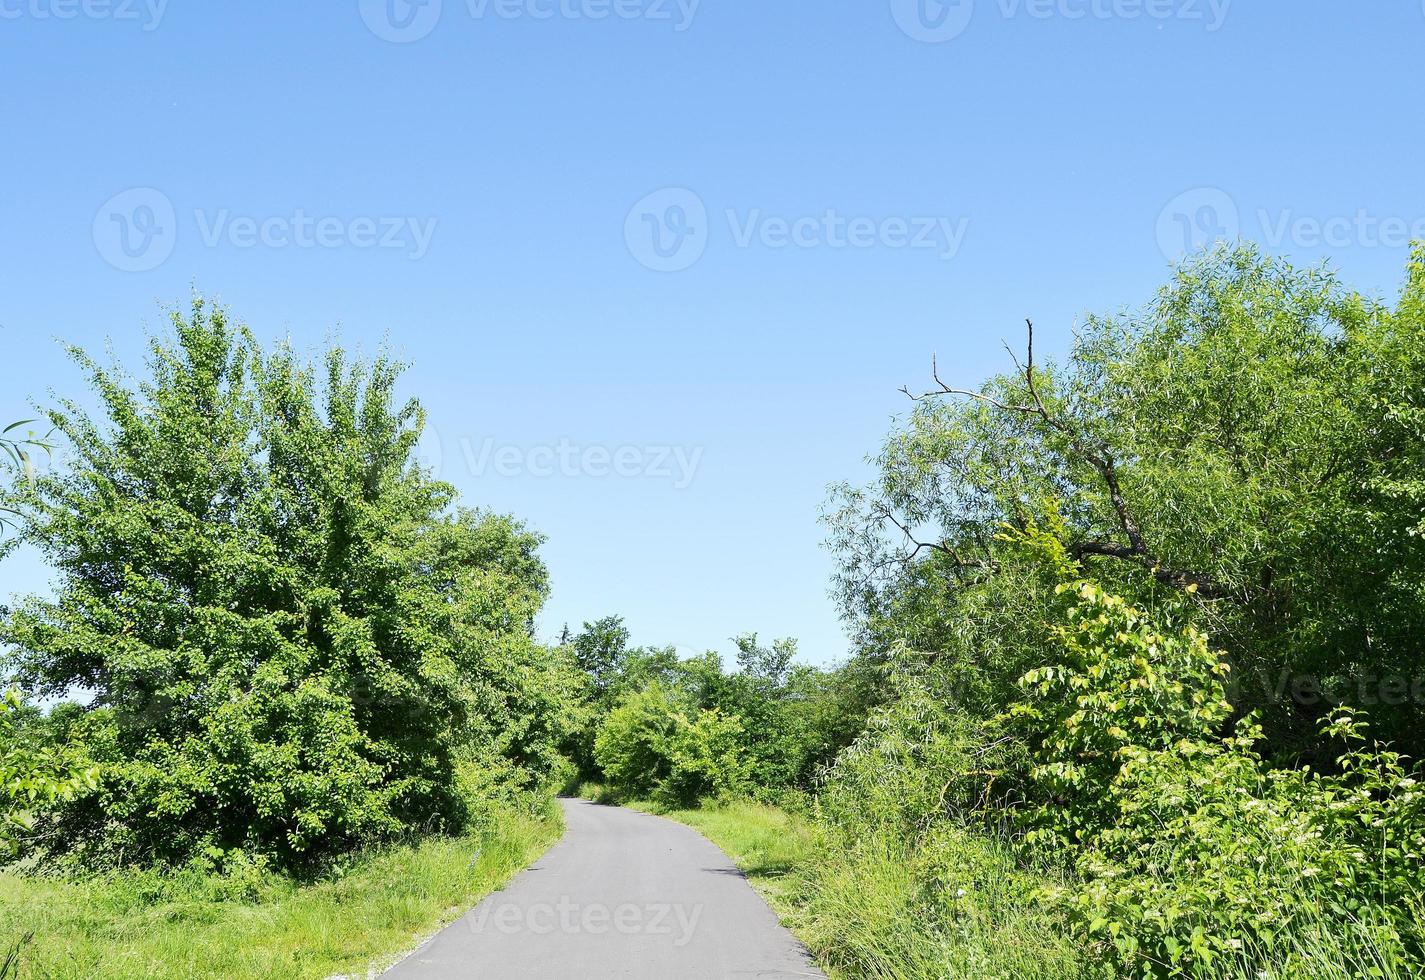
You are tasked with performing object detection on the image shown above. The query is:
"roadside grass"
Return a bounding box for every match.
[623,797,813,912]
[795,824,1106,980]
[582,786,1101,980]
[0,805,561,980]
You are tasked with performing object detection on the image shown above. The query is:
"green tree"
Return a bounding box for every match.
[828,244,1425,757]
[572,615,631,696]
[733,633,796,688]
[0,302,566,867]
[580,624,873,796]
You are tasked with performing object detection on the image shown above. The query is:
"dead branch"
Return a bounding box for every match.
[906,320,1229,600]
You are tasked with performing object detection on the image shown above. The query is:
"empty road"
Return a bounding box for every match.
[384,798,826,980]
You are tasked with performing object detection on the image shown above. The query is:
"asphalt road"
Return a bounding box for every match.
[383,798,826,980]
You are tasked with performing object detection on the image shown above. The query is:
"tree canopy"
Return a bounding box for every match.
[827,243,1425,759]
[0,303,576,867]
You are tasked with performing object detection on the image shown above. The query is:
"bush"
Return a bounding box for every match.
[817,681,988,839]
[1009,575,1425,977]
[594,683,748,807]
[1045,711,1425,978]
[1007,574,1234,845]
[0,689,96,855]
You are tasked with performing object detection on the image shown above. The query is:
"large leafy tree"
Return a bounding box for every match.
[828,244,1425,757]
[0,302,565,866]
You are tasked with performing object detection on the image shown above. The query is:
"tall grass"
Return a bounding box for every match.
[644,797,1099,980]
[1194,898,1425,980]
[0,803,561,979]
[795,824,1105,980]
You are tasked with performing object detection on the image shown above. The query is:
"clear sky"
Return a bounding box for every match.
[1,1,1421,665]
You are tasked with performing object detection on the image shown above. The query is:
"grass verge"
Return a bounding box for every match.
[0,805,562,980]
[623,798,814,913]
[593,788,1100,980]
[794,824,1105,980]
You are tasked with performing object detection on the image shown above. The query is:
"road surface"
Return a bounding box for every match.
[384,798,827,979]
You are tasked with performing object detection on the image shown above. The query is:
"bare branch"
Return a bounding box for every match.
[905,319,1216,599]
[874,503,996,574]
[901,353,1039,413]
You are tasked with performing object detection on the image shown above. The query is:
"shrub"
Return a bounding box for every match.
[1046,711,1425,978]
[1010,576,1425,977]
[817,680,991,839]
[1007,577,1234,845]
[594,683,748,807]
[0,688,96,855]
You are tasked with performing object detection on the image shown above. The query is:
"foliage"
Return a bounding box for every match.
[570,614,880,799]
[811,246,1425,979]
[0,419,53,536]
[3,245,1421,979]
[804,573,1425,979]
[733,632,796,687]
[1006,549,1234,842]
[0,302,574,868]
[827,243,1425,757]
[572,615,631,696]
[0,689,97,855]
[1013,579,1425,976]
[1057,724,1424,977]
[816,680,991,840]
[593,682,748,807]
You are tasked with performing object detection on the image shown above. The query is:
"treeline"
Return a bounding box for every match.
[560,617,877,807]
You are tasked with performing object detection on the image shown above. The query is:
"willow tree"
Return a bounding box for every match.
[828,245,1425,757]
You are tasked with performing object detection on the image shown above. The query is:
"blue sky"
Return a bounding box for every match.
[1,1,1422,666]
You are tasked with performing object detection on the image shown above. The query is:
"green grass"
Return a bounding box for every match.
[625,798,814,912]
[600,789,1101,980]
[794,824,1106,980]
[0,806,562,979]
